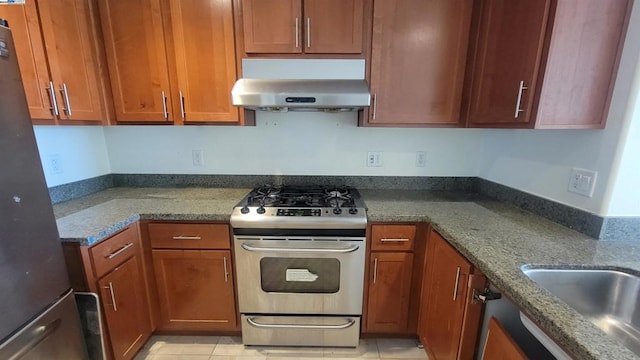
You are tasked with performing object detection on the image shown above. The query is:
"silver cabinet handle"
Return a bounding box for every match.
[161,90,168,119]
[306,17,311,49]
[373,258,378,284]
[380,238,410,242]
[241,243,359,254]
[179,90,185,119]
[223,256,229,282]
[295,17,299,48]
[453,267,461,301]
[372,93,377,120]
[47,81,59,116]
[172,235,202,240]
[247,317,356,330]
[106,242,134,260]
[60,83,72,116]
[514,80,528,118]
[106,282,117,311]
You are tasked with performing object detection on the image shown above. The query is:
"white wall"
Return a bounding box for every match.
[105,115,484,177]
[606,57,640,216]
[33,126,111,187]
[478,1,640,216]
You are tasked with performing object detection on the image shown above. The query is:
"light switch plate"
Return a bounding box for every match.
[367,152,382,167]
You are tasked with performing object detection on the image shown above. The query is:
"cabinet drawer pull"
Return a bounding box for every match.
[306,17,311,48]
[172,235,202,240]
[514,80,528,118]
[161,90,168,119]
[295,17,299,48]
[453,266,461,301]
[380,238,410,242]
[47,81,59,116]
[60,83,72,116]
[106,242,134,260]
[373,258,378,284]
[179,90,185,119]
[106,282,117,311]
[223,256,229,282]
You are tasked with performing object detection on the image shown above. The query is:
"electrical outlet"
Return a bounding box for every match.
[568,168,597,197]
[192,150,204,167]
[367,152,382,167]
[416,151,426,167]
[48,154,63,174]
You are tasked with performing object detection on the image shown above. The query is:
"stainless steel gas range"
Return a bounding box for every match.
[230,185,367,347]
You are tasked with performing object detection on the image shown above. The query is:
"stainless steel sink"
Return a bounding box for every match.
[522,268,640,356]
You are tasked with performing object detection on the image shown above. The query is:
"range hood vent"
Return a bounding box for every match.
[231,79,371,112]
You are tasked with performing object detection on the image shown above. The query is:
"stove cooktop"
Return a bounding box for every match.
[230,185,367,230]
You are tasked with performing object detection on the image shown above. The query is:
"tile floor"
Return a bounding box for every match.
[134,336,429,360]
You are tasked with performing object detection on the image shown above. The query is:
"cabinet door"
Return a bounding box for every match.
[99,255,151,360]
[98,0,173,122]
[482,317,528,360]
[0,3,54,121]
[152,249,237,331]
[169,0,239,123]
[419,230,472,359]
[466,0,551,126]
[242,0,302,53]
[366,252,413,333]
[37,0,105,122]
[369,0,472,126]
[303,0,363,54]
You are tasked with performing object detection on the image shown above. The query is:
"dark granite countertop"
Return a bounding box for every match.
[54,187,640,360]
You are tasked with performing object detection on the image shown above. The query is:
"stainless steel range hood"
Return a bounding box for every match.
[231,79,371,112]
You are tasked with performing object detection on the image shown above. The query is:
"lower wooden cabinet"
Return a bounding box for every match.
[482,317,527,360]
[366,252,414,333]
[147,222,238,332]
[62,223,152,360]
[99,255,152,360]
[152,249,237,331]
[418,228,486,360]
[364,223,426,335]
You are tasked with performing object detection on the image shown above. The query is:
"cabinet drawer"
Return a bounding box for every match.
[148,223,230,249]
[371,225,416,251]
[91,225,140,278]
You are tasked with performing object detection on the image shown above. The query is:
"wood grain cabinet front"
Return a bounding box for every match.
[0,0,108,124]
[418,228,486,360]
[364,223,426,335]
[366,0,472,127]
[465,0,632,129]
[241,0,364,54]
[61,223,152,360]
[98,0,239,124]
[148,222,238,331]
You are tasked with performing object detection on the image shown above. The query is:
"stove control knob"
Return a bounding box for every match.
[241,206,250,214]
[257,206,266,214]
[349,207,358,215]
[333,208,342,215]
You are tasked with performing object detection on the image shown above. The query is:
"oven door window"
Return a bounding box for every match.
[260,258,340,293]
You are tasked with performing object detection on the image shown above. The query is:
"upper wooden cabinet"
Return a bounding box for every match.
[241,0,364,54]
[98,0,172,123]
[366,0,473,126]
[98,0,239,124]
[418,228,486,360]
[0,0,107,124]
[466,0,632,129]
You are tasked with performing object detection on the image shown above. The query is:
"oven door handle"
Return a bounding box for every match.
[241,243,359,254]
[246,317,356,330]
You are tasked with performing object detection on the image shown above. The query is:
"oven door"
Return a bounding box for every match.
[234,236,366,315]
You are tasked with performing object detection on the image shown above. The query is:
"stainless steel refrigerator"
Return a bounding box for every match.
[0,22,88,359]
